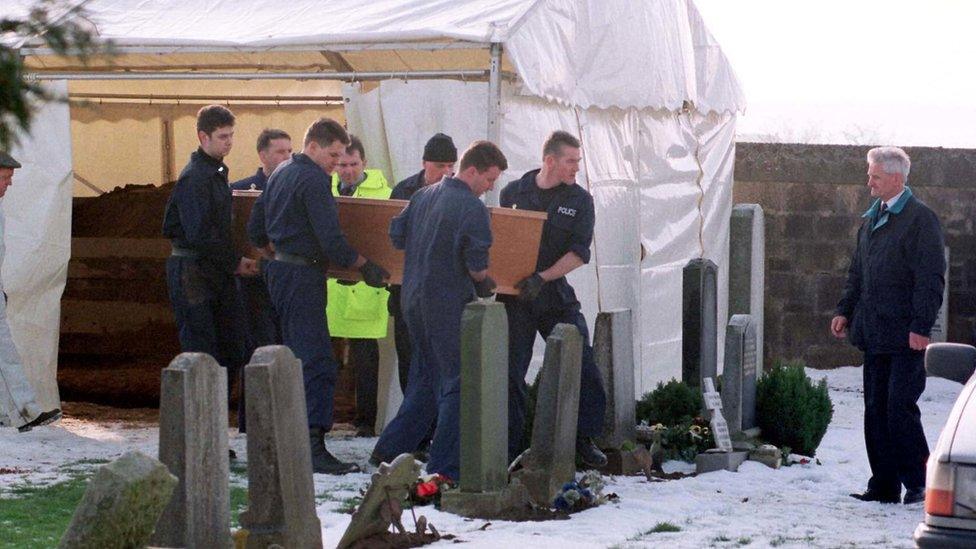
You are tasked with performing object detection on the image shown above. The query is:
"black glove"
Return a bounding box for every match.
[473,276,497,298]
[515,273,544,302]
[336,279,358,286]
[359,259,390,288]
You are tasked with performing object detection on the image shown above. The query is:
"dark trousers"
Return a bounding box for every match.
[265,261,338,430]
[505,300,607,462]
[393,310,413,394]
[349,338,379,430]
[165,256,245,400]
[235,268,281,432]
[863,352,929,494]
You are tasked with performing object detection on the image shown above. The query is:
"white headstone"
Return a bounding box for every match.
[702,378,733,452]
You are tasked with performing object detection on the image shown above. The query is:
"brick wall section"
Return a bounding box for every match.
[733,143,976,369]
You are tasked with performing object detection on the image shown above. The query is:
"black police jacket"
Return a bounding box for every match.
[836,188,946,354]
[498,169,595,312]
[161,148,238,273]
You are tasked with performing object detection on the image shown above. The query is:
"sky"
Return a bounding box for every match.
[693,0,976,148]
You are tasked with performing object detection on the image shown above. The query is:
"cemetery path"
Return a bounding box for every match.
[0,367,962,548]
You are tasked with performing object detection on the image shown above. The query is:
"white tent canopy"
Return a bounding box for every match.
[8,0,744,411]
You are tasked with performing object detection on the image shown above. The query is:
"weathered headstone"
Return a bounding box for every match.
[701,377,732,452]
[58,451,177,549]
[153,353,232,549]
[511,323,582,506]
[729,204,765,368]
[239,345,323,549]
[338,454,419,549]
[930,246,950,343]
[594,309,637,450]
[722,314,758,434]
[682,258,718,389]
[440,302,530,518]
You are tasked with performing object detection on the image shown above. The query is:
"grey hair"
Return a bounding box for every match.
[867,146,910,182]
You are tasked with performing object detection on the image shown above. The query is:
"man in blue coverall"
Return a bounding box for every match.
[247,118,390,474]
[162,105,257,404]
[383,140,504,480]
[370,133,457,465]
[229,129,291,432]
[499,130,608,468]
[832,146,945,506]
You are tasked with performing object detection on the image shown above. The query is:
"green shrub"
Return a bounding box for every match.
[637,379,703,427]
[660,417,715,462]
[756,360,833,457]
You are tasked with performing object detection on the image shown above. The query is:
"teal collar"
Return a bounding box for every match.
[862,186,912,230]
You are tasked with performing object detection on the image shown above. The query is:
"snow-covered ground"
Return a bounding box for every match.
[0,367,965,548]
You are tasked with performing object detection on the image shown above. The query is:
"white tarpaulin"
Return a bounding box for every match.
[344,80,735,394]
[2,81,72,411]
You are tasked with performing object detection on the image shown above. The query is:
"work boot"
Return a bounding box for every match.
[903,487,925,505]
[309,427,361,475]
[576,436,608,468]
[17,409,62,433]
[849,488,900,504]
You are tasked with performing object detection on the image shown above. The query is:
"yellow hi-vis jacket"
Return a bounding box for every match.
[326,169,392,339]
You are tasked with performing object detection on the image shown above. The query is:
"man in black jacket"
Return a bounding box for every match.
[832,146,945,506]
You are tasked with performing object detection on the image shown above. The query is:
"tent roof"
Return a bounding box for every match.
[13,0,745,114]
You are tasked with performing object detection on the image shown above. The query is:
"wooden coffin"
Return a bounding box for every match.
[232,191,547,295]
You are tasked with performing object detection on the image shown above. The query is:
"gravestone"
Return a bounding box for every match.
[729,204,765,368]
[930,246,950,343]
[722,315,758,434]
[511,323,582,506]
[153,353,232,549]
[594,309,637,450]
[58,451,177,549]
[239,346,322,549]
[338,453,419,548]
[696,377,748,474]
[682,259,718,389]
[440,302,530,518]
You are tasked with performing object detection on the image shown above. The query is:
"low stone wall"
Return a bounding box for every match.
[733,142,976,368]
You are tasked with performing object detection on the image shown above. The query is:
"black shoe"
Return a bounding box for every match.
[355,424,376,438]
[903,487,925,505]
[17,409,62,433]
[310,428,361,475]
[368,450,386,468]
[576,437,608,468]
[850,488,900,504]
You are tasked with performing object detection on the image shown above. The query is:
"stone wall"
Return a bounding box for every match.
[733,142,976,368]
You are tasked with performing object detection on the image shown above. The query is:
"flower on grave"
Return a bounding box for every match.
[651,423,667,432]
[415,480,439,498]
[410,473,455,504]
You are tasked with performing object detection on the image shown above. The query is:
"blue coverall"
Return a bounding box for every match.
[380,177,492,480]
[498,168,607,461]
[162,148,246,394]
[247,153,360,430]
[836,186,945,495]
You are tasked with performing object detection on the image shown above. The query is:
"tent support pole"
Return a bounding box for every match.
[486,42,503,206]
[28,69,491,81]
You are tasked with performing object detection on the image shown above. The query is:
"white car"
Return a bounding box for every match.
[914,343,976,548]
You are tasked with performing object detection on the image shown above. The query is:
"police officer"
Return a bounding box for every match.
[385,140,503,481]
[388,133,457,392]
[832,147,945,505]
[0,151,62,432]
[499,130,608,468]
[162,105,255,403]
[229,129,291,432]
[370,133,456,464]
[328,135,392,437]
[247,118,389,475]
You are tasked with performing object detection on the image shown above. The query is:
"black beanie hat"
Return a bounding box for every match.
[423,133,457,162]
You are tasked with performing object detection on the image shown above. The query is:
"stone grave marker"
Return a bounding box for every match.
[440,302,530,518]
[338,453,419,549]
[58,451,177,549]
[682,258,718,389]
[511,323,582,506]
[722,314,758,434]
[729,204,765,368]
[239,346,322,549]
[930,246,950,343]
[594,309,637,450]
[153,353,232,549]
[702,377,732,452]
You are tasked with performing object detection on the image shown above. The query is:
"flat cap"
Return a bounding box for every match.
[0,151,21,169]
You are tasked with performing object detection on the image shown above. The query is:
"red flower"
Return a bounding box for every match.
[416,481,440,498]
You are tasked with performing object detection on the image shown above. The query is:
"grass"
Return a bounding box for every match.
[648,522,682,534]
[0,477,88,549]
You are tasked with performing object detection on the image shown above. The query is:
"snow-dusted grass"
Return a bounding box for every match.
[0,367,964,548]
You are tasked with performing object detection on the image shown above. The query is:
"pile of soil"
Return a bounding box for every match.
[72,182,174,238]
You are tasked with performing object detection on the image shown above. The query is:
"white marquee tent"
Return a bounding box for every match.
[7,0,744,414]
